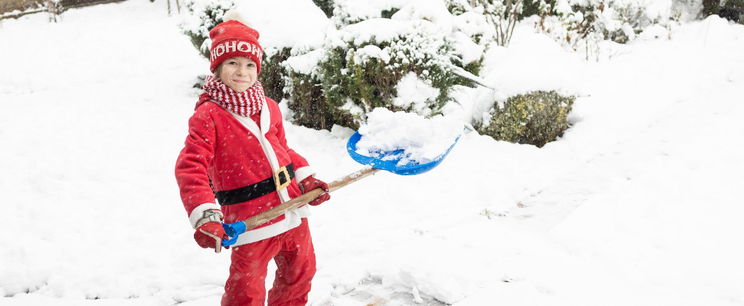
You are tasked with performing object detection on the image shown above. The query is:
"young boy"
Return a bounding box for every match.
[175,16,330,306]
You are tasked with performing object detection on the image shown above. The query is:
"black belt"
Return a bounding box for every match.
[216,164,295,206]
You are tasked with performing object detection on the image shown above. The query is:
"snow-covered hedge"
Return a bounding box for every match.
[283,0,486,130]
[261,47,291,103]
[285,23,457,129]
[564,0,664,43]
[477,90,575,147]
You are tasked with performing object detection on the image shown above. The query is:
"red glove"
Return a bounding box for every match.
[194,222,227,250]
[299,176,330,206]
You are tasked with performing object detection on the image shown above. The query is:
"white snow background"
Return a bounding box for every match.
[1,0,744,305]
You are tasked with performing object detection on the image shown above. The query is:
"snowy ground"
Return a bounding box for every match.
[1,1,744,305]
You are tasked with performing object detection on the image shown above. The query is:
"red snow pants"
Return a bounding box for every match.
[221,219,316,306]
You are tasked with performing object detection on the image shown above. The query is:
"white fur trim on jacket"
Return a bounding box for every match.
[231,107,292,202]
[233,207,311,246]
[226,107,313,245]
[188,202,222,229]
[294,166,315,183]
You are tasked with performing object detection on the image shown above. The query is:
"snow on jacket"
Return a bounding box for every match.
[175,97,314,246]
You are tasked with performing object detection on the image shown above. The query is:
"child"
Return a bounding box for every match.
[175,15,330,306]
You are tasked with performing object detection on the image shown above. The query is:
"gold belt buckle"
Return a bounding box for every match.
[273,166,291,191]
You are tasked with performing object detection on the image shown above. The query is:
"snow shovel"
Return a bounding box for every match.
[218,131,460,250]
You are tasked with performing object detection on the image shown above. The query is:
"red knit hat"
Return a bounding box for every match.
[208,19,263,74]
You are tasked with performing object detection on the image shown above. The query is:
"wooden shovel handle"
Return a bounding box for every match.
[239,166,380,230]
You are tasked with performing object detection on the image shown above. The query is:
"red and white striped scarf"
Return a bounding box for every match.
[201,75,265,117]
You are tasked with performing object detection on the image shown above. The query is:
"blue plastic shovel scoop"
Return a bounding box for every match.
[345,131,460,176]
[218,131,460,250]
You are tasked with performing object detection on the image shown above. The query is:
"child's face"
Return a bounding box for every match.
[218,57,258,92]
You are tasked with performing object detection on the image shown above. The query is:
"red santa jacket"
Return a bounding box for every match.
[175,97,314,245]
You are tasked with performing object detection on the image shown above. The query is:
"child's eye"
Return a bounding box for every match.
[228,61,238,65]
[247,63,255,67]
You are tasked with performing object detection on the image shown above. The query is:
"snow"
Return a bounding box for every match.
[333,0,407,23]
[355,108,462,166]
[352,44,391,64]
[390,0,453,32]
[2,1,744,306]
[335,18,408,46]
[391,72,440,115]
[283,48,326,75]
[230,0,330,51]
[451,31,485,66]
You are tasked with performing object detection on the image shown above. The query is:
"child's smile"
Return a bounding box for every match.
[219,57,258,92]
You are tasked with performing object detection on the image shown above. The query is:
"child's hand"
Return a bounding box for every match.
[299,176,330,206]
[194,222,227,250]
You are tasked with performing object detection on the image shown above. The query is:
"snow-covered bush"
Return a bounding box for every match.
[562,0,657,43]
[283,0,484,130]
[330,0,404,26]
[522,0,556,18]
[180,0,235,59]
[702,0,723,16]
[261,47,291,102]
[286,25,458,130]
[477,90,574,147]
[704,0,744,21]
[477,0,528,46]
[445,0,492,64]
[285,68,340,129]
[715,0,744,22]
[672,0,704,21]
[445,0,556,47]
[536,0,686,59]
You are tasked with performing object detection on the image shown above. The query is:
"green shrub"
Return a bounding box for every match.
[718,0,744,23]
[285,71,348,129]
[331,0,401,25]
[261,47,291,101]
[703,0,720,16]
[286,42,460,130]
[728,0,744,8]
[521,0,556,19]
[535,0,677,59]
[478,90,574,147]
[446,0,470,15]
[284,7,473,130]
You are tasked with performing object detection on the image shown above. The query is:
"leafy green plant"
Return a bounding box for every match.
[284,71,346,129]
[261,47,291,101]
[284,3,474,130]
[478,90,575,147]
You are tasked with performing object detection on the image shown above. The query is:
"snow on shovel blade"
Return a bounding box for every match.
[346,131,460,175]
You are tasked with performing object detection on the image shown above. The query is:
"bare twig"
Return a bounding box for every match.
[477,0,524,47]
[46,0,62,22]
